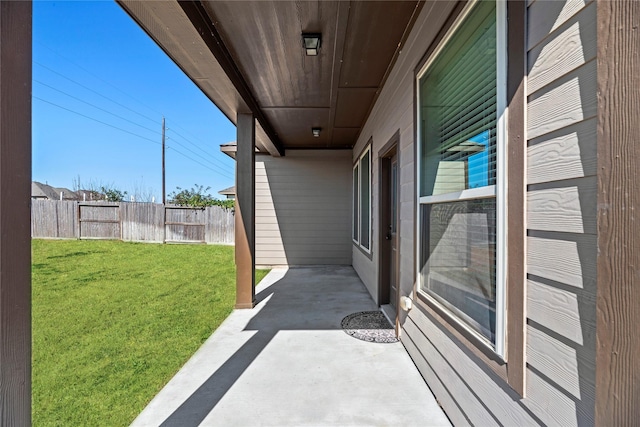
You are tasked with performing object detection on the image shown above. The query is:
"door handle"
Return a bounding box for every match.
[385,233,392,240]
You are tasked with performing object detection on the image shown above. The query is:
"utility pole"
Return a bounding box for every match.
[162,116,166,204]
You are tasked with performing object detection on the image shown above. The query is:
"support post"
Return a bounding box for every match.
[0,1,32,424]
[235,113,255,309]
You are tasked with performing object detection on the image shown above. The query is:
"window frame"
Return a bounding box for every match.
[414,0,508,357]
[353,144,372,254]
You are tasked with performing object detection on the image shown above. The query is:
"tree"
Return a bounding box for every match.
[168,185,234,209]
[101,186,127,202]
[72,176,128,202]
[130,178,157,203]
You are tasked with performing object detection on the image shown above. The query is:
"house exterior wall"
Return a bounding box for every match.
[525,0,596,424]
[353,0,458,316]
[352,0,597,425]
[255,150,352,266]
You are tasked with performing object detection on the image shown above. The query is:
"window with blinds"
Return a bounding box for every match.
[419,0,497,197]
[353,146,371,252]
[417,0,505,350]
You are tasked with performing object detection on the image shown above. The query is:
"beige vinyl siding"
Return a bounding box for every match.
[255,150,352,266]
[525,0,597,424]
[352,0,598,425]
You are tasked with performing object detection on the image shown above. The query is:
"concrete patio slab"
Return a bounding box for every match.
[131,266,451,427]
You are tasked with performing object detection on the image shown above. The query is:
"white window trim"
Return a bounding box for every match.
[495,0,508,359]
[353,145,372,253]
[352,163,360,244]
[414,0,508,357]
[419,186,496,205]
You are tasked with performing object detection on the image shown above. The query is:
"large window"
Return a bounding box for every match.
[353,146,371,252]
[417,0,506,354]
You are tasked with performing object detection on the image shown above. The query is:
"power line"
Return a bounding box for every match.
[168,124,230,158]
[34,61,160,126]
[35,61,232,173]
[35,44,231,165]
[34,79,161,136]
[33,96,160,146]
[167,147,233,179]
[36,41,165,119]
[33,96,234,179]
[166,136,233,177]
[166,129,232,171]
[34,78,233,177]
[167,128,222,162]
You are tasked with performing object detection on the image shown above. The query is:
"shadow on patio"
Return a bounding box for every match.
[132,266,450,427]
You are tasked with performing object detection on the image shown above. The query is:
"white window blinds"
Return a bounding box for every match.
[419,0,497,197]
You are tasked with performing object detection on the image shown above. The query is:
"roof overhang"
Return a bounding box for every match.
[117,0,424,156]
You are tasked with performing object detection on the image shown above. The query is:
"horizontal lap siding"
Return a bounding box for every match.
[357,1,533,423]
[352,0,598,425]
[404,311,536,425]
[255,150,351,266]
[525,0,597,425]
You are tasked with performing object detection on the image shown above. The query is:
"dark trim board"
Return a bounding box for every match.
[595,0,640,423]
[0,1,32,424]
[505,0,527,397]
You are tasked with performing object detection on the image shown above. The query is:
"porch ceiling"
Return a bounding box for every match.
[117,0,424,155]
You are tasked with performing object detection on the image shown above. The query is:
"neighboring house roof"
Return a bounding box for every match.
[31,181,75,200]
[31,182,55,199]
[31,181,103,201]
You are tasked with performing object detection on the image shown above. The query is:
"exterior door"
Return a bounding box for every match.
[379,145,399,326]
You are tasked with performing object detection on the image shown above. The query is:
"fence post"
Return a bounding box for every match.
[76,201,81,239]
[118,202,123,240]
[162,203,166,244]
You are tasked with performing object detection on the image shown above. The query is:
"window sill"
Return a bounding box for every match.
[352,241,373,260]
[414,291,508,383]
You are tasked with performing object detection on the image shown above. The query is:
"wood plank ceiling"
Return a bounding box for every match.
[119,1,423,152]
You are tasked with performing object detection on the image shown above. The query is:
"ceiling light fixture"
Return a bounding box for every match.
[302,33,322,56]
[312,127,321,137]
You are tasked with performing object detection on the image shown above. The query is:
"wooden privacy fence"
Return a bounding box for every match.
[31,200,235,244]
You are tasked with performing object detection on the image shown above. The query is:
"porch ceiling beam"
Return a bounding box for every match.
[325,0,350,148]
[0,0,32,424]
[179,1,285,157]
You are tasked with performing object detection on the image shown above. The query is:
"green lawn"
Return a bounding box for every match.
[32,239,269,426]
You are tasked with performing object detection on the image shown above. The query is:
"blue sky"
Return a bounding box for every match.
[33,1,236,201]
